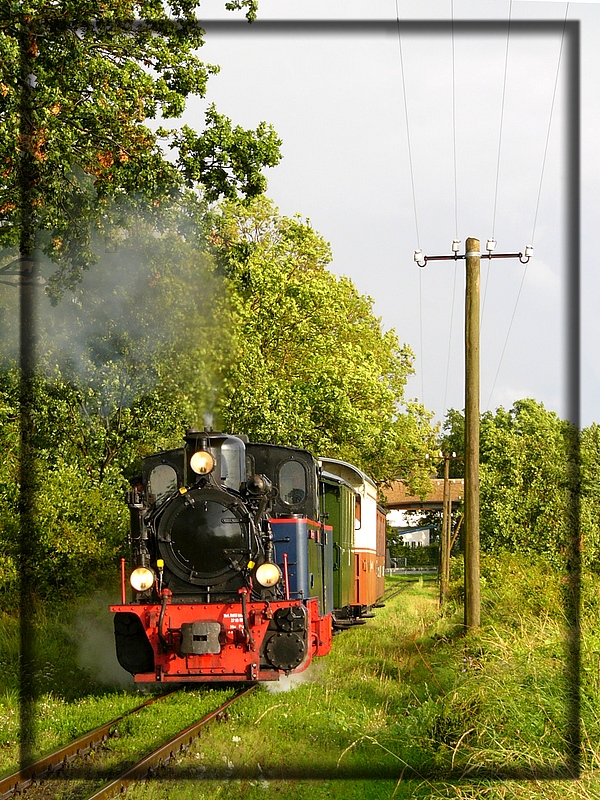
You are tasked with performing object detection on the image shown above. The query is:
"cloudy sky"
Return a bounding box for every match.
[180,0,598,428]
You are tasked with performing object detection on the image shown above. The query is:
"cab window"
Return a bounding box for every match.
[149,464,178,505]
[279,460,307,507]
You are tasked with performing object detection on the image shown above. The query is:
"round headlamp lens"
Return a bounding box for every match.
[130,567,155,592]
[190,450,215,475]
[255,562,282,588]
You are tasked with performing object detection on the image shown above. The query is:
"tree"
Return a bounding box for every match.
[206,197,437,485]
[440,400,588,566]
[439,408,465,479]
[580,423,600,570]
[0,1,281,298]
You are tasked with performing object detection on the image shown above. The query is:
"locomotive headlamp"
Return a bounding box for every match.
[255,562,282,588]
[130,567,155,592]
[190,450,215,475]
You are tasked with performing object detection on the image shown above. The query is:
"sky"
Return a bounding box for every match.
[175,0,599,429]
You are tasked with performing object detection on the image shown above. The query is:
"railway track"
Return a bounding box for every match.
[0,689,181,800]
[0,685,255,800]
[85,685,255,800]
[381,577,422,604]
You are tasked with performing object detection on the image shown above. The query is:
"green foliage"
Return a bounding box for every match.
[0,372,19,602]
[440,408,465,478]
[441,399,593,566]
[478,399,573,563]
[0,1,280,299]
[580,423,600,570]
[388,541,439,568]
[169,105,281,203]
[0,222,236,602]
[207,196,437,484]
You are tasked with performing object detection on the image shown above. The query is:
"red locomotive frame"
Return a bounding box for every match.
[110,595,332,683]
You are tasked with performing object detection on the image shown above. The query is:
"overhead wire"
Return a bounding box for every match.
[395,1,421,250]
[395,0,425,403]
[481,0,513,322]
[530,3,570,248]
[485,2,570,411]
[490,0,513,242]
[442,0,460,416]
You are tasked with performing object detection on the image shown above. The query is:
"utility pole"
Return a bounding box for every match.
[414,238,532,631]
[464,238,481,629]
[439,451,459,606]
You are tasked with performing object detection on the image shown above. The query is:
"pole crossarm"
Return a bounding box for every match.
[414,250,532,267]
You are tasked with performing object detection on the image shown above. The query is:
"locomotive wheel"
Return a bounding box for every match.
[114,613,155,675]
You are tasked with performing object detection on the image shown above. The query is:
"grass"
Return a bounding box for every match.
[118,564,600,799]
[2,558,600,799]
[0,588,163,775]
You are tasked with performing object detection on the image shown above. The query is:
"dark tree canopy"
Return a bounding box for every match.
[0,1,281,299]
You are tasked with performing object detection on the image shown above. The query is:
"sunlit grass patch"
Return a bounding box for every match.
[128,558,599,799]
[2,558,599,800]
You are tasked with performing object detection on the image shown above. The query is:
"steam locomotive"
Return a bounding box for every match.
[110,429,386,683]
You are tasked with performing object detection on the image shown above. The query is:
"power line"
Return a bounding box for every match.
[395,0,424,403]
[485,268,527,411]
[482,0,512,323]
[442,261,460,415]
[485,3,569,411]
[451,0,458,240]
[530,2,570,247]
[491,0,513,240]
[443,0,459,418]
[395,0,420,249]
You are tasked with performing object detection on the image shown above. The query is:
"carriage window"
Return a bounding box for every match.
[355,495,362,530]
[279,460,307,507]
[149,464,178,505]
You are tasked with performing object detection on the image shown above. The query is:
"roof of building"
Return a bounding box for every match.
[383,478,464,510]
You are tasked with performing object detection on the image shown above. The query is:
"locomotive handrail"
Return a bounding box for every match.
[157,588,171,651]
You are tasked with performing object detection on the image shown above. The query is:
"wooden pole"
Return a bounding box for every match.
[464,238,481,630]
[440,453,450,605]
[444,461,452,590]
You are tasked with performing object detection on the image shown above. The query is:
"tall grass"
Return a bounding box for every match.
[3,556,599,799]
[128,556,600,799]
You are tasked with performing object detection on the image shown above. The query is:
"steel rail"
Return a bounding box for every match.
[381,578,421,604]
[0,689,180,800]
[85,684,256,800]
